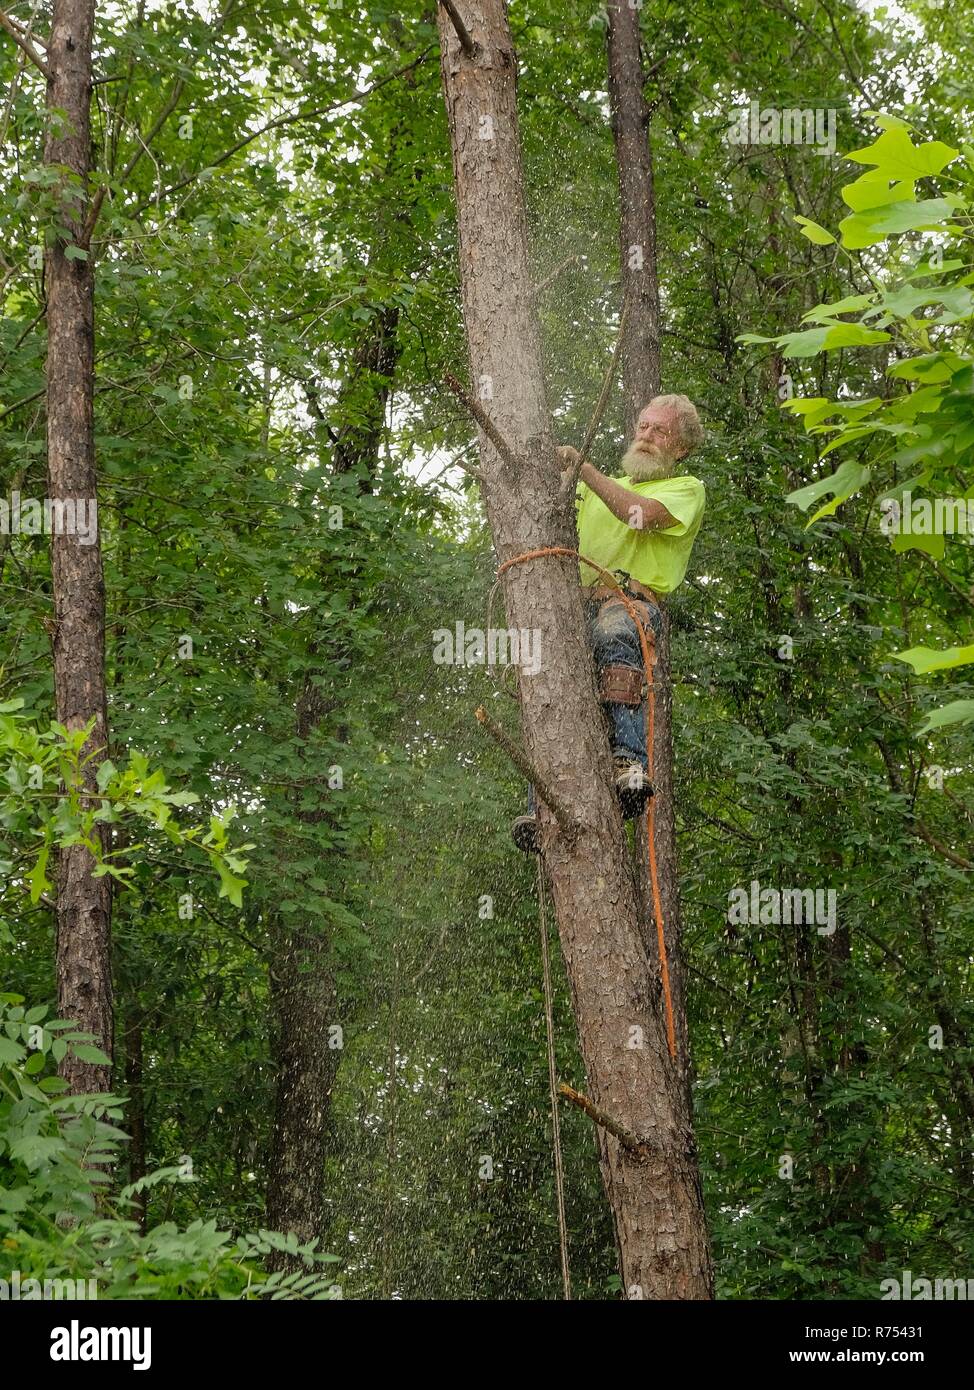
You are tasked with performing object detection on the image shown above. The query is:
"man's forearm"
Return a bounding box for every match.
[578,461,674,531]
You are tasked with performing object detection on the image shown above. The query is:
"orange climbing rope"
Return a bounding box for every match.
[496,545,678,1062]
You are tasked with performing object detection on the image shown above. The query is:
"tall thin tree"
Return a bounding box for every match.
[437,0,712,1296]
[606,0,692,1092]
[606,0,661,422]
[45,0,113,1093]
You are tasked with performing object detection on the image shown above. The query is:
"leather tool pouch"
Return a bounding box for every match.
[598,664,644,706]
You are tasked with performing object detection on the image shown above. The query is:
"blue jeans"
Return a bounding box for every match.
[590,595,661,768]
[527,593,662,812]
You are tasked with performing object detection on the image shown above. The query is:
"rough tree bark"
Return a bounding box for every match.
[606,0,692,1103]
[437,0,712,1297]
[45,0,114,1093]
[606,0,661,423]
[264,873,340,1243]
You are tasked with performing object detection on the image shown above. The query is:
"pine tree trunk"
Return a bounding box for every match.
[606,0,661,425]
[605,3,692,1108]
[437,0,712,1298]
[45,0,113,1093]
[265,914,339,1243]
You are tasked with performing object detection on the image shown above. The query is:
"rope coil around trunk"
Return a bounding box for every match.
[496,546,678,1062]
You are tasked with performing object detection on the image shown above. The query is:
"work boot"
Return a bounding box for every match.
[614,758,653,819]
[511,814,540,855]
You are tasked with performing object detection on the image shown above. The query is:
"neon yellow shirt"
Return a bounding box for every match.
[576,474,706,594]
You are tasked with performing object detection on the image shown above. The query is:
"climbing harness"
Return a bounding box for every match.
[496,545,678,1063]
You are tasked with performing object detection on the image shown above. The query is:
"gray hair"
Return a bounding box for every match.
[649,393,705,456]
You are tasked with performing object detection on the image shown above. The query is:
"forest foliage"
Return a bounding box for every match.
[1,0,972,1298]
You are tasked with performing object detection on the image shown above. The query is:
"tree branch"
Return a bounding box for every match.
[0,383,45,421]
[475,704,576,840]
[86,0,241,242]
[875,735,972,869]
[561,298,631,499]
[558,1083,655,1162]
[84,78,187,244]
[127,49,434,223]
[0,7,48,76]
[438,0,478,58]
[912,820,973,872]
[452,451,484,482]
[532,254,579,299]
[444,371,522,473]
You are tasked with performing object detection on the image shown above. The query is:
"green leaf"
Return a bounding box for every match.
[887,352,961,384]
[777,324,890,357]
[916,700,974,736]
[801,293,875,323]
[839,199,957,250]
[780,398,837,430]
[96,759,117,792]
[71,1042,112,1065]
[890,530,945,559]
[823,323,892,350]
[28,845,50,905]
[793,215,835,245]
[841,173,914,213]
[786,460,872,523]
[879,284,962,318]
[215,859,247,908]
[0,1035,26,1064]
[845,127,958,180]
[893,645,974,675]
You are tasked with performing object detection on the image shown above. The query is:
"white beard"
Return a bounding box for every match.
[620,442,678,482]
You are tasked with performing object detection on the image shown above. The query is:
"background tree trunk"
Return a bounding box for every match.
[605,1,692,1108]
[437,0,712,1298]
[606,0,661,426]
[265,909,339,1243]
[45,0,113,1093]
[265,303,400,1244]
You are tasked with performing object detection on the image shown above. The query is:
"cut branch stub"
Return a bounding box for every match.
[558,1083,655,1163]
[475,704,577,842]
[438,0,479,59]
[444,371,523,474]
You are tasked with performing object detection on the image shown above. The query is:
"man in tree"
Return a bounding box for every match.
[513,393,706,852]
